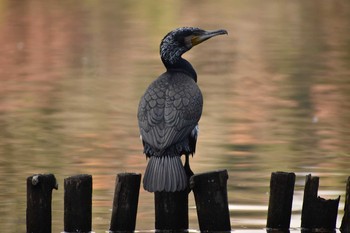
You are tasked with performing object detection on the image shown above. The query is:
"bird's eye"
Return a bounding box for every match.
[184,36,193,48]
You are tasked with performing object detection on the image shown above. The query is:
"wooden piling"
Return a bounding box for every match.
[190,170,231,232]
[109,173,141,232]
[341,176,350,232]
[267,229,291,233]
[154,190,189,231]
[26,174,58,233]
[63,174,92,233]
[301,174,340,230]
[266,171,295,230]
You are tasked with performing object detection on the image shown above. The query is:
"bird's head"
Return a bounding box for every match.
[160,27,228,66]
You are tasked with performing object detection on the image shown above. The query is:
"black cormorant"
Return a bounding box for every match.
[138,27,227,192]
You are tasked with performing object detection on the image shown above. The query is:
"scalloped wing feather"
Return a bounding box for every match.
[138,72,203,152]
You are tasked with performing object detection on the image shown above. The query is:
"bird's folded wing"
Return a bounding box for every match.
[138,73,203,151]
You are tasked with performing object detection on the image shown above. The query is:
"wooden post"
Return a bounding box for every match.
[266,171,295,230]
[63,174,92,233]
[109,173,141,232]
[26,174,58,233]
[341,176,350,232]
[154,191,189,231]
[301,174,339,230]
[190,170,231,232]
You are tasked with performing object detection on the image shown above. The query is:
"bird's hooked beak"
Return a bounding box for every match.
[191,29,228,47]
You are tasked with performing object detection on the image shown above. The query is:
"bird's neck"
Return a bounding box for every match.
[162,57,197,82]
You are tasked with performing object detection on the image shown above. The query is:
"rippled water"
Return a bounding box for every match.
[0,0,350,232]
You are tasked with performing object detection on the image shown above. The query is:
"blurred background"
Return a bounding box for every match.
[0,0,350,232]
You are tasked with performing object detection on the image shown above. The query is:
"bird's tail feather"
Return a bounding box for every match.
[143,156,187,192]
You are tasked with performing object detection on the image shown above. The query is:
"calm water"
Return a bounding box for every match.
[1,0,350,232]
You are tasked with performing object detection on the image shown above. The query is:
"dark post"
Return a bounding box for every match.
[190,170,231,232]
[26,174,58,233]
[109,173,141,232]
[301,174,340,230]
[266,171,295,230]
[154,191,189,231]
[267,230,291,233]
[341,176,350,232]
[64,174,92,233]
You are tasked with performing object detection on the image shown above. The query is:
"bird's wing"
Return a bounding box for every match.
[138,72,203,152]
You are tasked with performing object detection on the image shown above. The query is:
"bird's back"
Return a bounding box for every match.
[138,71,203,157]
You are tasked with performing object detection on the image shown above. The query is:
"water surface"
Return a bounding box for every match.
[0,0,350,232]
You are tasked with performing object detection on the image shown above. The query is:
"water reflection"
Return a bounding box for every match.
[0,0,350,232]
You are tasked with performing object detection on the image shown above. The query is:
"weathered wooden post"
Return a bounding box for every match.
[63,174,92,233]
[341,176,350,232]
[109,173,141,232]
[26,174,58,233]
[154,190,189,231]
[266,171,295,230]
[190,170,231,232]
[301,174,339,230]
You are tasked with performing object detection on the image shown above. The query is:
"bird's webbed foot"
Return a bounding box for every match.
[184,154,194,193]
